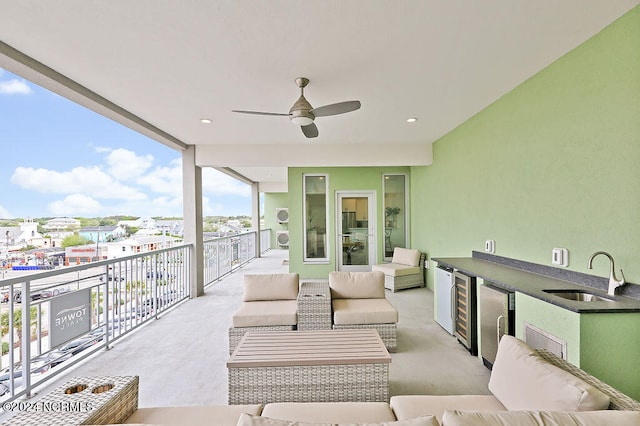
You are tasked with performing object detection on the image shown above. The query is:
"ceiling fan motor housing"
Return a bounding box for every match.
[289,94,315,126]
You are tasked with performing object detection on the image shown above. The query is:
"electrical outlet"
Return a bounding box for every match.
[424,261,429,269]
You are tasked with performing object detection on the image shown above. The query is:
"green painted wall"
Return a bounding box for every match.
[288,166,410,278]
[412,6,640,290]
[580,312,640,400]
[263,192,289,249]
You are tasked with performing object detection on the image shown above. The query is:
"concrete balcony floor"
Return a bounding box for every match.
[7,249,491,414]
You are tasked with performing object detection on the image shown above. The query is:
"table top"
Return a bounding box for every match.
[227,329,391,368]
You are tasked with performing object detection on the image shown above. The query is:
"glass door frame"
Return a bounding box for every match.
[335,190,377,272]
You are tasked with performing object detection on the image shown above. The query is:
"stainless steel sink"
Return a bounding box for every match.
[543,289,614,302]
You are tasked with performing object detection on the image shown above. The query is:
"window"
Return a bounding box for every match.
[303,174,329,262]
[383,174,407,259]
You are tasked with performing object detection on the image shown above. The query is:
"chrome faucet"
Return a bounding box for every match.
[587,251,625,296]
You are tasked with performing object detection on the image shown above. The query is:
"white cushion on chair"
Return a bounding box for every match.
[332,298,398,324]
[243,273,299,301]
[329,271,385,299]
[391,248,421,267]
[372,263,421,277]
[232,300,298,327]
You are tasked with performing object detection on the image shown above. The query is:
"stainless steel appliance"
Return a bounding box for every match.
[454,271,477,355]
[435,265,454,335]
[480,283,515,369]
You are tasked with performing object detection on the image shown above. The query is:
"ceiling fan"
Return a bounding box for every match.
[232,77,361,138]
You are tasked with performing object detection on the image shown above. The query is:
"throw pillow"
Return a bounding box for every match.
[236,413,439,426]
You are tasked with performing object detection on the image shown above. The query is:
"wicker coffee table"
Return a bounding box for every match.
[227,329,391,404]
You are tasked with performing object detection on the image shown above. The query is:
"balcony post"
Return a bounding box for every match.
[182,146,204,297]
[251,182,260,258]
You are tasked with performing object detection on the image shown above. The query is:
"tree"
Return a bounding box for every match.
[1,307,39,362]
[62,234,91,248]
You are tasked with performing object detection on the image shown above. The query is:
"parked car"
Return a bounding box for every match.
[99,274,125,282]
[38,287,71,299]
[58,334,102,356]
[13,290,45,303]
[32,349,72,368]
[0,359,51,390]
[146,270,173,279]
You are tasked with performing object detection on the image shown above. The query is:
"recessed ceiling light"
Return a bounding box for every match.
[406,117,418,123]
[200,118,212,124]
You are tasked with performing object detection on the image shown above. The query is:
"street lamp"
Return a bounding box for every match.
[95,232,100,261]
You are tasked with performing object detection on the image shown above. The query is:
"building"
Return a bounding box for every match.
[43,217,81,231]
[118,217,156,230]
[78,226,126,243]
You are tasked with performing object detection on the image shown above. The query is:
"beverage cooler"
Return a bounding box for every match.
[479,283,515,369]
[453,271,477,355]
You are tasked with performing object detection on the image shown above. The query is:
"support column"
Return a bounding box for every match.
[182,146,204,297]
[251,182,261,258]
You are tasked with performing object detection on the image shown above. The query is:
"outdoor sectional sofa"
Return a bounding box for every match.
[122,336,639,425]
[228,271,399,353]
[21,335,631,426]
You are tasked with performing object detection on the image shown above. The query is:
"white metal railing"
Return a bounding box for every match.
[203,230,269,287]
[0,229,272,404]
[0,244,191,402]
[259,228,271,254]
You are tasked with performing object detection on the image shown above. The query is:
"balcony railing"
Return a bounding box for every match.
[0,229,271,404]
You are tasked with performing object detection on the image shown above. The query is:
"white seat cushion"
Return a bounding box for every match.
[262,402,397,423]
[372,263,421,277]
[332,298,398,325]
[232,300,297,327]
[124,405,263,425]
[391,248,421,267]
[442,410,640,426]
[489,336,610,412]
[390,395,506,423]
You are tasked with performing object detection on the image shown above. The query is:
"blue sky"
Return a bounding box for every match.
[0,69,251,219]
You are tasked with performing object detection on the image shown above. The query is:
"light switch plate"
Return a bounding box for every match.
[485,240,495,254]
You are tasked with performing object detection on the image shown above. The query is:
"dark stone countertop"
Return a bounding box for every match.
[433,256,640,314]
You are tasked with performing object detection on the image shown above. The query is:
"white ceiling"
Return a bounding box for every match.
[1,1,638,190]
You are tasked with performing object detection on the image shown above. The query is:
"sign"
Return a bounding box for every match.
[49,288,92,348]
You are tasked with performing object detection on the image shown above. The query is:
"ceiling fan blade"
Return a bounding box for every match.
[301,123,319,138]
[231,110,290,117]
[310,100,361,117]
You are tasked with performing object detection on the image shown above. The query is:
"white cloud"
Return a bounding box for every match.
[0,205,12,219]
[49,194,103,216]
[11,166,147,201]
[0,78,32,95]
[136,159,183,195]
[105,148,154,180]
